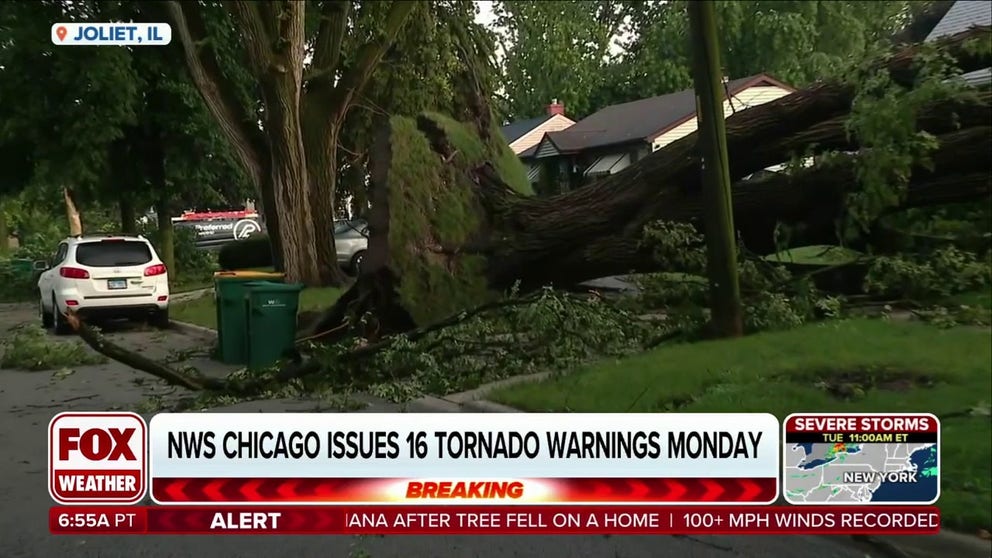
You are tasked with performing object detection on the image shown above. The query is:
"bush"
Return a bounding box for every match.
[218,234,273,270]
[0,257,41,302]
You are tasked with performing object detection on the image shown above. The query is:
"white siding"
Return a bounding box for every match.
[509,114,576,155]
[535,138,561,158]
[650,85,793,151]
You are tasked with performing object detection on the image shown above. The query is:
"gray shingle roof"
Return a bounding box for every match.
[926,1,992,86]
[541,74,791,153]
[926,1,991,39]
[500,115,552,144]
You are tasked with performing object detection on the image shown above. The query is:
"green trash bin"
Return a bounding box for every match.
[244,281,305,371]
[213,271,285,364]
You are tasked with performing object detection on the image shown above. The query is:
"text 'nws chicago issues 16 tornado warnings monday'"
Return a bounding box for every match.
[783,413,940,505]
[46,411,944,535]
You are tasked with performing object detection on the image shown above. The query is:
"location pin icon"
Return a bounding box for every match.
[56,26,67,41]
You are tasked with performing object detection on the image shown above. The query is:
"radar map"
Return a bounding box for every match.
[782,414,939,505]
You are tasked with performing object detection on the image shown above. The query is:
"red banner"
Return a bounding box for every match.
[151,477,777,504]
[50,505,940,535]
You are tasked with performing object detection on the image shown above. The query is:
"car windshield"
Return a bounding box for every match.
[75,241,153,267]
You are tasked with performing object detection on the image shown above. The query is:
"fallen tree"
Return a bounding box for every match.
[64,27,992,394]
[303,26,992,339]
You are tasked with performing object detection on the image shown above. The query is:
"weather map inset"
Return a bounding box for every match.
[782,413,939,505]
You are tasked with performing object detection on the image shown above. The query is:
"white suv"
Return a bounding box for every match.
[36,234,171,334]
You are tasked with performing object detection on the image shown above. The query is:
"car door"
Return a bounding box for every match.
[39,243,67,306]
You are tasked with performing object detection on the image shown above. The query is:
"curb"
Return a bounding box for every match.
[171,287,213,303]
[169,320,217,340]
[407,371,552,413]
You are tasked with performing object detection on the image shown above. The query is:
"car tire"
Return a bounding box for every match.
[351,251,366,276]
[40,294,54,329]
[149,308,170,329]
[52,295,72,335]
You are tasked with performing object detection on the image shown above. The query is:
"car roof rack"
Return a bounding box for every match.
[71,232,145,239]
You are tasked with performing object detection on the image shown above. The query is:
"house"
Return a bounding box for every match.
[532,74,795,192]
[500,100,575,184]
[926,1,991,87]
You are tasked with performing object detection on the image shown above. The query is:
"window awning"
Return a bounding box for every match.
[584,153,630,176]
[527,166,541,182]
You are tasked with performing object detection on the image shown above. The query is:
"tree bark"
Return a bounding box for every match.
[119,195,137,234]
[255,2,322,286]
[301,103,346,285]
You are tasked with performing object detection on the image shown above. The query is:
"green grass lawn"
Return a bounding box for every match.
[491,318,992,531]
[170,275,214,294]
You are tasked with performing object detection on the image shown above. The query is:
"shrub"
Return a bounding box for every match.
[0,257,41,302]
[218,234,273,270]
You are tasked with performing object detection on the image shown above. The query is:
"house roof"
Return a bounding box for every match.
[500,115,552,144]
[518,144,539,159]
[926,1,992,86]
[540,74,793,154]
[926,1,991,40]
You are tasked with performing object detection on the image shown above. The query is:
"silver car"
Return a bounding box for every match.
[335,219,368,274]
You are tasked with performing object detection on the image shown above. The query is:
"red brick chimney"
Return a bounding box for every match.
[546,98,565,116]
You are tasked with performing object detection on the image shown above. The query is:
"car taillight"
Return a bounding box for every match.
[144,264,167,276]
[59,267,90,279]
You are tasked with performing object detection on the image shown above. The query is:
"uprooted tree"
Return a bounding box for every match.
[305,26,992,338]
[68,26,992,394]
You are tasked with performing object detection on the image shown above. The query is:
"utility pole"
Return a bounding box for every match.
[687,1,744,338]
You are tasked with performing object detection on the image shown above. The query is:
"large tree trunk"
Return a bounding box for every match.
[301,102,347,286]
[256,175,285,272]
[166,1,414,285]
[119,195,137,234]
[253,4,322,286]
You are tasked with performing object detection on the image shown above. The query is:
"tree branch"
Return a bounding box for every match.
[306,1,351,86]
[324,0,417,120]
[164,1,267,188]
[224,1,274,75]
[65,310,225,392]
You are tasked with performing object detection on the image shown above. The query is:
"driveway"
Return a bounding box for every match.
[0,302,903,558]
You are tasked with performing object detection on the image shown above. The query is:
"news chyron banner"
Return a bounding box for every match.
[47,411,943,536]
[147,413,780,505]
[782,413,940,505]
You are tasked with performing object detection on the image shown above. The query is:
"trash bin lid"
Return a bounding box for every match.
[214,270,285,280]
